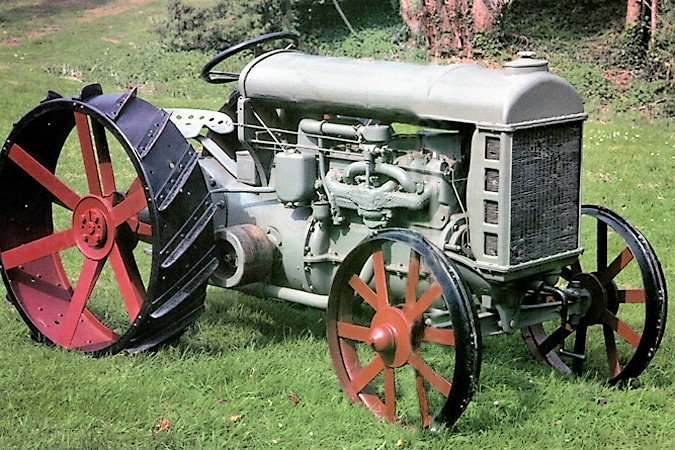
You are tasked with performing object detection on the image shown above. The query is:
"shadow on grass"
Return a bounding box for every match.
[0,0,115,23]
[177,287,327,355]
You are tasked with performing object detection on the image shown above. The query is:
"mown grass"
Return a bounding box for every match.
[1,1,675,449]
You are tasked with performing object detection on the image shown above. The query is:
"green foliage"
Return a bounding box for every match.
[498,0,626,49]
[551,59,620,113]
[496,0,675,117]
[471,31,508,61]
[158,0,304,51]
[600,1,675,116]
[604,25,649,72]
[304,1,426,62]
[158,0,413,58]
[650,0,675,114]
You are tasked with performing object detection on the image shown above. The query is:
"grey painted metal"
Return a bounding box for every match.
[239,50,586,129]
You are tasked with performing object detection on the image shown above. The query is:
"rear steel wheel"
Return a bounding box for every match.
[522,205,667,383]
[0,85,219,355]
[327,229,480,429]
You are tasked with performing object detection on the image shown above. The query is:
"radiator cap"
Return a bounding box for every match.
[505,51,549,74]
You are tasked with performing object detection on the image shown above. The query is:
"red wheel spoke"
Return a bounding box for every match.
[618,289,645,304]
[406,249,420,305]
[337,321,371,342]
[603,324,621,378]
[351,355,385,394]
[128,177,143,194]
[598,247,633,286]
[349,275,380,311]
[406,281,442,322]
[601,309,641,348]
[75,112,103,196]
[383,367,396,423]
[58,257,105,347]
[135,222,152,242]
[372,250,389,309]
[126,217,153,244]
[1,228,76,270]
[423,327,455,346]
[409,352,451,397]
[124,178,152,241]
[80,309,119,341]
[91,120,116,196]
[112,187,148,227]
[7,143,80,210]
[109,243,145,321]
[414,354,431,427]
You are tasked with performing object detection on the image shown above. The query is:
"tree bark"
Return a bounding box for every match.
[400,0,509,57]
[650,0,658,43]
[473,0,509,32]
[626,0,642,26]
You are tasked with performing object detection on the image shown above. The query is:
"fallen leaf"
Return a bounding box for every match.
[153,418,171,437]
[286,393,301,405]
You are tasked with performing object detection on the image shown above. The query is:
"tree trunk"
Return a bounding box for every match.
[625,0,658,44]
[473,0,509,32]
[626,0,642,26]
[650,0,658,44]
[400,0,509,57]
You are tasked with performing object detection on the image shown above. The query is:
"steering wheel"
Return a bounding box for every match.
[200,31,299,84]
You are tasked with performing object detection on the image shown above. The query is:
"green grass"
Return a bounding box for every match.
[1,1,675,449]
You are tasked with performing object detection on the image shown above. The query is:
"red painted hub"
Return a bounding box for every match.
[367,307,414,368]
[80,208,107,247]
[72,195,115,260]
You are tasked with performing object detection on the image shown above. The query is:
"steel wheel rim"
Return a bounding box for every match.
[326,229,480,429]
[0,103,151,351]
[522,205,667,383]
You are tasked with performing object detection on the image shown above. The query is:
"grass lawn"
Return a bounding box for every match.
[1,1,675,449]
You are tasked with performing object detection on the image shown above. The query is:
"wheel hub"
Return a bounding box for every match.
[573,272,618,325]
[367,307,413,368]
[72,195,115,260]
[80,209,107,247]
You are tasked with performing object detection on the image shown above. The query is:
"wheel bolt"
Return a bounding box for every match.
[78,208,107,248]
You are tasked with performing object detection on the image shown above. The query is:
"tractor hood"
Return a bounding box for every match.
[239,50,586,130]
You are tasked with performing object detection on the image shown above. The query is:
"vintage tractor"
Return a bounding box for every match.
[0,32,667,429]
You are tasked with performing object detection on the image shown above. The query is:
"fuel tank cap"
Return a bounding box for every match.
[505,51,549,74]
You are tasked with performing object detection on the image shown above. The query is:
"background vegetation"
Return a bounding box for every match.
[0,0,674,449]
[158,0,675,116]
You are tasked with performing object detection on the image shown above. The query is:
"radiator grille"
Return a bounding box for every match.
[509,123,582,264]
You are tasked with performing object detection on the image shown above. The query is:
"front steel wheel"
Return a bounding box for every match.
[522,205,667,383]
[327,229,480,429]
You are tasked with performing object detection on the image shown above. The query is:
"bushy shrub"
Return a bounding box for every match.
[158,0,306,51]
[605,1,675,115]
[652,1,675,79]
